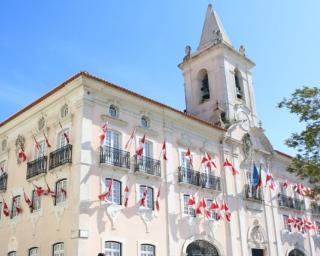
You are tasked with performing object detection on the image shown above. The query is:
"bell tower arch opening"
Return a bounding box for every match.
[197,69,211,103]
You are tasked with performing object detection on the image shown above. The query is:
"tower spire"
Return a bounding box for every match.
[198,4,231,50]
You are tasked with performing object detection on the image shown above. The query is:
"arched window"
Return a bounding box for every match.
[140,244,155,256]
[8,251,16,256]
[109,105,119,118]
[186,240,220,256]
[55,179,67,205]
[28,247,39,256]
[141,116,150,128]
[52,242,64,256]
[104,241,122,256]
[234,69,243,99]
[198,69,210,103]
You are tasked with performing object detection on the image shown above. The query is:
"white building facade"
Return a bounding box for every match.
[0,4,320,256]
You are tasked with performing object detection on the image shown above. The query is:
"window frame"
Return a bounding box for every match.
[141,116,150,129]
[55,179,67,205]
[104,178,122,205]
[8,251,17,256]
[109,104,119,118]
[234,69,244,100]
[34,140,46,159]
[32,189,41,212]
[57,128,69,148]
[11,195,21,219]
[28,247,39,256]
[104,241,122,256]
[139,185,154,210]
[182,194,195,217]
[105,130,121,149]
[140,243,156,256]
[52,242,64,256]
[283,215,292,232]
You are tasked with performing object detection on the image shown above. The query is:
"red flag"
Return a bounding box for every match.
[3,201,10,217]
[155,186,161,211]
[266,170,277,191]
[44,183,55,198]
[35,185,45,197]
[61,187,67,198]
[287,215,295,224]
[196,198,206,215]
[220,201,231,222]
[33,135,41,151]
[43,132,52,148]
[59,122,70,144]
[98,179,113,201]
[125,127,136,150]
[293,183,306,196]
[136,135,146,156]
[223,159,238,176]
[18,149,27,162]
[283,180,288,189]
[161,140,167,161]
[123,185,129,207]
[201,152,216,170]
[204,208,211,218]
[210,200,219,210]
[185,148,193,167]
[139,187,148,207]
[99,123,108,145]
[187,195,196,206]
[24,191,33,209]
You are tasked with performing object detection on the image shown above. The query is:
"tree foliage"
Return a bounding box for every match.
[278,86,320,194]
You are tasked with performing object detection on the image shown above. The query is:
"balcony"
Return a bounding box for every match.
[134,155,161,177]
[49,144,72,170]
[278,194,305,211]
[27,156,47,180]
[244,184,263,202]
[311,203,320,215]
[178,167,199,186]
[200,172,221,191]
[0,173,8,191]
[100,146,130,169]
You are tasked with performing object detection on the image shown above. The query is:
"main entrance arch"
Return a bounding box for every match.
[288,249,305,256]
[186,240,220,256]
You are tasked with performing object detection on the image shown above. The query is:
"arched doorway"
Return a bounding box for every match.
[186,240,220,256]
[288,249,305,256]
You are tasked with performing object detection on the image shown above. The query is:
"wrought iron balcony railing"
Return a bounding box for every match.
[311,203,320,215]
[200,172,221,191]
[134,155,161,177]
[244,184,263,202]
[0,173,8,191]
[100,146,130,169]
[178,167,200,186]
[27,156,47,180]
[278,194,305,211]
[49,144,72,170]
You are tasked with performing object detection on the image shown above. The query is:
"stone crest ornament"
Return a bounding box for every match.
[239,45,246,56]
[251,226,264,244]
[242,133,253,163]
[15,135,26,163]
[38,117,46,131]
[183,45,191,62]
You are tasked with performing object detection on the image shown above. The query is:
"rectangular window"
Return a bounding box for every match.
[139,185,154,210]
[28,247,39,256]
[105,241,121,256]
[106,131,120,149]
[11,196,21,218]
[105,178,121,205]
[183,194,195,217]
[53,243,64,256]
[140,244,155,256]
[34,140,46,159]
[283,215,291,232]
[55,179,67,205]
[205,199,220,220]
[180,151,192,170]
[143,140,153,158]
[32,190,41,212]
[58,129,69,148]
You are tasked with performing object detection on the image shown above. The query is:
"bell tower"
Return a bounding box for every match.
[179,4,258,129]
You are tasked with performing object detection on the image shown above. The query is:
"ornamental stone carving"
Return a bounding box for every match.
[242,133,253,163]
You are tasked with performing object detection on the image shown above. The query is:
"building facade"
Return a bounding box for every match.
[0,4,320,256]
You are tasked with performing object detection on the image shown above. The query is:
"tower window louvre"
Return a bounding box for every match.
[200,73,210,102]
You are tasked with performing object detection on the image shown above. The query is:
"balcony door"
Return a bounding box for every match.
[105,131,121,166]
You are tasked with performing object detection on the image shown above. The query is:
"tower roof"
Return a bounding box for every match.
[198,4,231,50]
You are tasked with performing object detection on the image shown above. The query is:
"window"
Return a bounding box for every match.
[139,185,154,210]
[141,116,150,128]
[143,140,153,158]
[198,69,210,102]
[183,194,195,217]
[60,104,69,118]
[32,190,41,212]
[109,105,119,118]
[104,241,121,256]
[53,242,64,256]
[58,129,69,148]
[34,140,46,159]
[283,215,291,232]
[279,181,288,196]
[234,69,243,99]
[8,252,16,256]
[296,217,306,233]
[29,247,39,256]
[55,179,67,205]
[180,151,192,170]
[105,178,121,205]
[105,130,120,149]
[205,199,220,221]
[11,196,21,218]
[140,244,155,256]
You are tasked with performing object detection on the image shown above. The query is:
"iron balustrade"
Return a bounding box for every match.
[178,167,200,186]
[100,146,130,169]
[200,173,221,191]
[49,144,72,170]
[311,203,320,215]
[278,194,305,211]
[244,184,263,202]
[26,156,47,180]
[0,172,8,191]
[134,155,161,177]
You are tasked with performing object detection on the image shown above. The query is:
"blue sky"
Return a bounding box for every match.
[1,0,319,155]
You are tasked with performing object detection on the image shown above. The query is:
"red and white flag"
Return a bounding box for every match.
[265,170,277,191]
[24,191,33,209]
[210,200,219,210]
[123,185,129,208]
[185,148,193,168]
[196,198,207,215]
[220,201,231,222]
[223,159,238,176]
[283,180,288,189]
[99,123,108,145]
[33,135,41,151]
[293,183,306,196]
[201,152,216,170]
[136,135,146,157]
[18,148,27,162]
[59,122,70,144]
[2,200,10,217]
[43,132,52,148]
[287,215,295,224]
[161,140,167,161]
[155,186,161,211]
[125,127,136,150]
[98,179,113,201]
[139,187,148,207]
[187,195,196,207]
[35,185,45,197]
